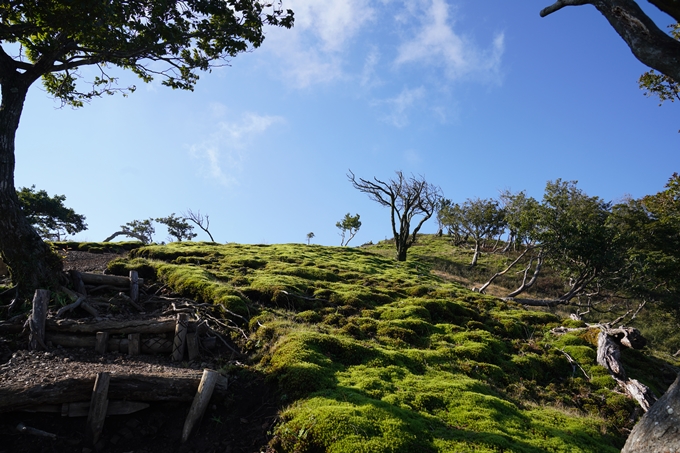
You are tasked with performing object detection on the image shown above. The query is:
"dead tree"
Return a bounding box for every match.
[348,170,441,261]
[551,304,657,411]
[183,209,215,242]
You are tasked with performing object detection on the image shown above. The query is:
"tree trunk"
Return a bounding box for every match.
[470,242,480,266]
[396,247,407,261]
[0,75,62,294]
[622,373,680,453]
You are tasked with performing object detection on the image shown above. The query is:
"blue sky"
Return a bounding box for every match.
[13,0,680,246]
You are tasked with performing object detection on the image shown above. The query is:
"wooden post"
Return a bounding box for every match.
[86,372,110,445]
[129,270,139,303]
[186,333,200,361]
[29,289,50,351]
[181,369,219,443]
[128,333,140,356]
[172,314,188,361]
[95,332,109,355]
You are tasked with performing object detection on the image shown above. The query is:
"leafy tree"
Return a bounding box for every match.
[157,213,197,242]
[499,190,541,251]
[608,173,680,313]
[183,209,215,242]
[530,179,619,305]
[540,1,680,93]
[0,1,293,293]
[336,213,362,246]
[349,170,441,261]
[439,198,506,266]
[306,232,315,245]
[16,186,87,241]
[104,219,155,244]
[477,191,543,295]
[638,24,680,105]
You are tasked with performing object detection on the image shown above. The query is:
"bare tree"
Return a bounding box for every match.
[348,170,441,261]
[183,209,215,242]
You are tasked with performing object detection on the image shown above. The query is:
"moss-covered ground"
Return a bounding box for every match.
[102,237,677,452]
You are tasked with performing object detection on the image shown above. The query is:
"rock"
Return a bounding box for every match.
[622,373,680,453]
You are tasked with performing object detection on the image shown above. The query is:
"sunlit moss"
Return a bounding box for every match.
[103,239,672,452]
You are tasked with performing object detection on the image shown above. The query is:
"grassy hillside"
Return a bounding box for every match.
[103,236,678,452]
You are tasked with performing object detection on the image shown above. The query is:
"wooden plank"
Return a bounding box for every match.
[86,372,110,445]
[95,332,109,354]
[80,273,143,287]
[186,333,199,361]
[182,369,219,443]
[46,332,175,354]
[29,289,50,351]
[46,317,177,334]
[24,401,150,417]
[128,333,141,356]
[0,373,228,413]
[172,314,188,362]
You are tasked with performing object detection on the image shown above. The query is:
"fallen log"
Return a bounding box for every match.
[597,329,657,411]
[23,400,150,417]
[0,372,228,413]
[46,317,177,335]
[46,332,174,354]
[79,273,144,288]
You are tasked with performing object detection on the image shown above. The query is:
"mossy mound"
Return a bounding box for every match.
[108,240,674,452]
[52,240,145,254]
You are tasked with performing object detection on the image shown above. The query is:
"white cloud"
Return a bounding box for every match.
[189,110,284,185]
[395,0,504,81]
[265,0,376,87]
[374,86,425,127]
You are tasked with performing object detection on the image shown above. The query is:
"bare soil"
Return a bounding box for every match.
[0,252,279,453]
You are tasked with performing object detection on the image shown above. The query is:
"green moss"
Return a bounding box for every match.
[93,239,670,453]
[106,257,157,280]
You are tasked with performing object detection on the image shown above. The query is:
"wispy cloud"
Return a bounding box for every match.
[395,0,504,81]
[403,149,422,165]
[265,0,376,87]
[374,86,425,127]
[360,47,381,88]
[189,110,284,185]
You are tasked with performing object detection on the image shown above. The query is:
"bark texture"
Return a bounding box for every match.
[0,61,63,293]
[622,373,680,453]
[541,0,680,82]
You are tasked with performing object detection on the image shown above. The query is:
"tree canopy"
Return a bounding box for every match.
[439,198,506,266]
[336,213,362,246]
[0,0,294,104]
[16,185,87,241]
[0,0,293,292]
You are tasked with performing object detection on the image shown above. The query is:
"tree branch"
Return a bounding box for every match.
[540,0,592,17]
[541,0,680,82]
